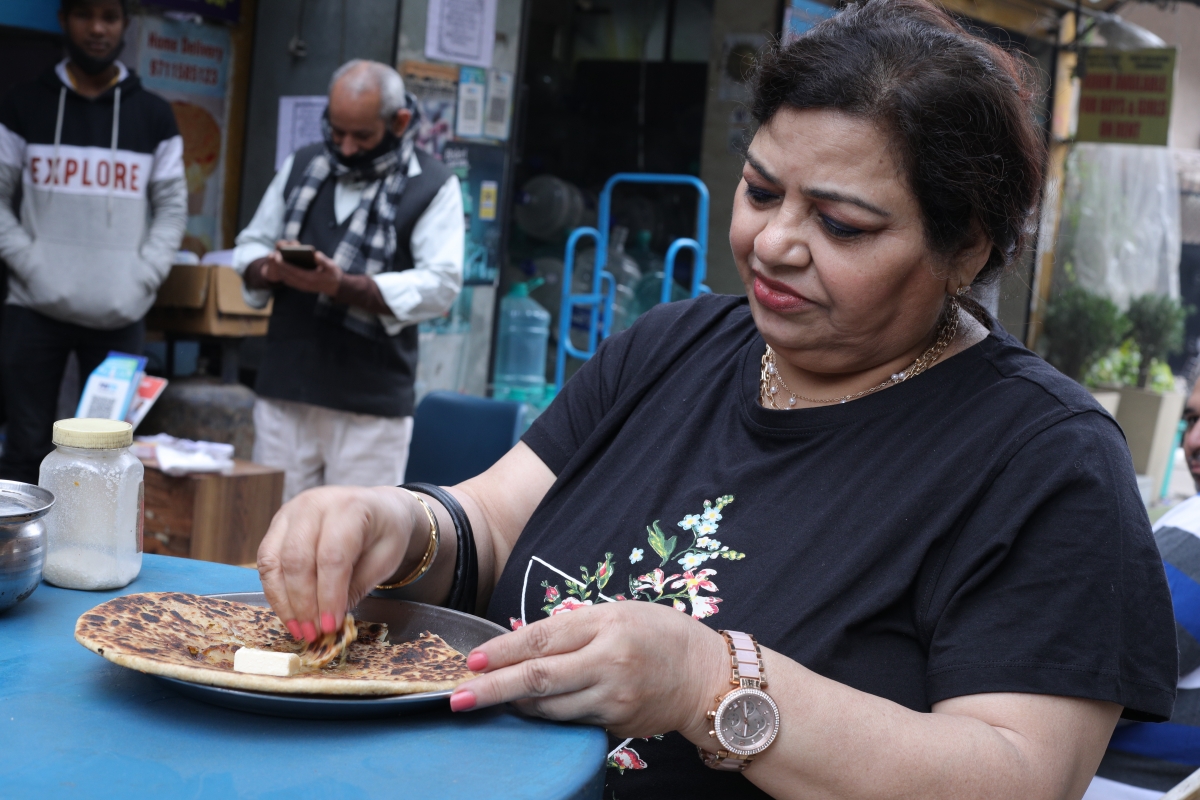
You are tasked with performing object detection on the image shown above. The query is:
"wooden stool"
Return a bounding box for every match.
[140,458,284,566]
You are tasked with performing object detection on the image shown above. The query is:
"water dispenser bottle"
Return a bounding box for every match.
[494,279,551,403]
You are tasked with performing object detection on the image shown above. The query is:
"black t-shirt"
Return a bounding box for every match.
[486,294,1176,798]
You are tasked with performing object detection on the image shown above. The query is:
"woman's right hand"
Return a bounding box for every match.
[256,485,419,642]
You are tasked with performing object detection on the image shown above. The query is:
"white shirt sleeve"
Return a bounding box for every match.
[232,153,293,309]
[372,174,465,334]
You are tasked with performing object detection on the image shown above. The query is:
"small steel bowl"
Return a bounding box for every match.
[0,481,55,612]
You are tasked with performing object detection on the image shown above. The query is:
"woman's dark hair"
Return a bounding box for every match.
[750,0,1045,285]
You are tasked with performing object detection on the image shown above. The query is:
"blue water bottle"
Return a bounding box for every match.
[493,279,550,404]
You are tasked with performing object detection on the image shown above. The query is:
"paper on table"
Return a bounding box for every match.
[276,95,328,171]
[424,0,497,69]
[135,433,234,476]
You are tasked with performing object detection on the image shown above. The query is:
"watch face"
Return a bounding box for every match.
[715,688,780,756]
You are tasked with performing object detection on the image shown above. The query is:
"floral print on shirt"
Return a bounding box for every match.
[509,495,749,777]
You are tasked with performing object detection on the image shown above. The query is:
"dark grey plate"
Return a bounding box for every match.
[151,592,506,720]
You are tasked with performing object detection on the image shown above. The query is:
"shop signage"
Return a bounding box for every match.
[442,142,505,285]
[137,15,232,253]
[1076,48,1176,146]
[140,0,241,25]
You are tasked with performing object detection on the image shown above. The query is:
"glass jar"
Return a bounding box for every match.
[39,419,143,590]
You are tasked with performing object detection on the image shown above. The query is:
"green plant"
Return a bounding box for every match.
[1126,293,1188,389]
[1085,340,1176,394]
[1043,286,1129,382]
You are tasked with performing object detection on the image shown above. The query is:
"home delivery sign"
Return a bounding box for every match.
[1077,48,1176,146]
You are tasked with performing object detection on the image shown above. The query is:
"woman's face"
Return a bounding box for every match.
[730,107,974,375]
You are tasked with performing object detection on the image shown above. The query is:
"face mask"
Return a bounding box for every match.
[333,128,400,170]
[66,37,124,77]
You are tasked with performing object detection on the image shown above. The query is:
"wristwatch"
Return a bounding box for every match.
[698,630,780,771]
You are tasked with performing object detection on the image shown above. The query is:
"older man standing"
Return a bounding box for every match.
[234,60,463,501]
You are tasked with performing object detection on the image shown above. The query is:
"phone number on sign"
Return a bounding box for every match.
[146,59,220,87]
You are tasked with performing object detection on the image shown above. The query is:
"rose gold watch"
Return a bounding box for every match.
[698,630,780,771]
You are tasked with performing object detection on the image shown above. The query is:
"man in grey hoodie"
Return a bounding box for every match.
[0,0,187,483]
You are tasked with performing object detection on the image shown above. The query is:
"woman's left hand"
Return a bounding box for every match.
[450,601,729,742]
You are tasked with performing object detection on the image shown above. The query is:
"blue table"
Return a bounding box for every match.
[0,555,607,800]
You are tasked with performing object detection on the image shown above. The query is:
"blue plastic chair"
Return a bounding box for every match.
[404,391,524,486]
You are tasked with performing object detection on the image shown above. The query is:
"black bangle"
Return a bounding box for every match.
[399,482,478,614]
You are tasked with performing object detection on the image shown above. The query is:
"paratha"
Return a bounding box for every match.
[300,613,357,669]
[74,592,476,696]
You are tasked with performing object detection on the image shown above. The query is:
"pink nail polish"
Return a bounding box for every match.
[466,651,488,672]
[301,620,318,641]
[285,620,302,640]
[320,612,337,633]
[449,690,476,712]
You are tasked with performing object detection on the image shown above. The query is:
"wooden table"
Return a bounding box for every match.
[0,556,607,799]
[140,457,284,566]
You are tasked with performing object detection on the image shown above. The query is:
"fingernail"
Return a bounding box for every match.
[466,651,488,672]
[449,690,476,712]
[285,620,302,640]
[321,612,337,633]
[301,620,318,641]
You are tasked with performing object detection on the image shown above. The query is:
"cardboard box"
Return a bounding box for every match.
[147,264,271,337]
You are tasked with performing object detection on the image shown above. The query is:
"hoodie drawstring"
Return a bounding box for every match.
[107,86,120,226]
[50,86,66,201]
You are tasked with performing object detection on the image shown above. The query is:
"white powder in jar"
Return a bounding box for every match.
[43,545,141,591]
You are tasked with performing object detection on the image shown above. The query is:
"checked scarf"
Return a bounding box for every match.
[281,93,423,339]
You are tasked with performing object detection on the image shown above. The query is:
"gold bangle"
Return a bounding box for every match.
[376,489,440,590]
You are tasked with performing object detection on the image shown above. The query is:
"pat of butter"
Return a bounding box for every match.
[233,647,301,677]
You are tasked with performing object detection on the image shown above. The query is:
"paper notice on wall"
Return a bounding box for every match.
[484,70,513,141]
[425,0,497,69]
[276,96,329,171]
[455,67,487,138]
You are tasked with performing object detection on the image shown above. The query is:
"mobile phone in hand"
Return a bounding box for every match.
[279,244,317,270]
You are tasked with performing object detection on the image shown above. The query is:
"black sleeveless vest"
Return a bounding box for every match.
[254,144,455,418]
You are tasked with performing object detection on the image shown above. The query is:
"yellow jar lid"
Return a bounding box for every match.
[52,418,134,449]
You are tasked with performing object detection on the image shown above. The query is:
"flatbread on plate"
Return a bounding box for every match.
[300,613,358,669]
[74,592,476,696]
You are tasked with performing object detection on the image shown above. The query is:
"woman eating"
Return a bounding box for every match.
[256,1,1177,797]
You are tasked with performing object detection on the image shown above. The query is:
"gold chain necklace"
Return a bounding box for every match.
[760,297,960,409]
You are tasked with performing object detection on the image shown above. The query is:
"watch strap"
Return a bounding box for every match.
[699,747,754,771]
[701,630,768,771]
[726,629,764,687]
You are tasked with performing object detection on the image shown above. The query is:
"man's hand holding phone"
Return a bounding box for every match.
[264,240,343,296]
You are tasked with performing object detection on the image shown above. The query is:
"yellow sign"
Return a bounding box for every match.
[1077,48,1176,146]
[478,180,497,221]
